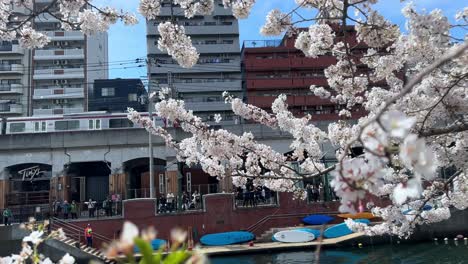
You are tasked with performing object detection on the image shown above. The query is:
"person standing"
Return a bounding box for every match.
[70,201,78,219]
[3,208,12,226]
[86,198,96,218]
[84,224,93,247]
[62,200,70,219]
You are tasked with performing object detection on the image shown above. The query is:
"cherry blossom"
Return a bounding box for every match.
[380,110,416,139]
[260,9,291,36]
[295,24,335,58]
[157,22,199,68]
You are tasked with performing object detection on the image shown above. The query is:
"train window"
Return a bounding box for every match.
[88,119,101,130]
[34,121,46,132]
[109,118,133,128]
[55,120,79,130]
[10,122,25,133]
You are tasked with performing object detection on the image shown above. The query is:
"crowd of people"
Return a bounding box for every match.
[51,196,119,219]
[157,190,201,213]
[305,183,337,202]
[235,181,276,207]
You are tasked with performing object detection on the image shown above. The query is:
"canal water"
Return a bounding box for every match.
[210,242,468,264]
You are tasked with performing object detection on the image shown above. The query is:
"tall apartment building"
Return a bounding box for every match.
[242,27,367,125]
[0,40,30,117]
[0,1,108,117]
[146,0,242,124]
[31,4,108,116]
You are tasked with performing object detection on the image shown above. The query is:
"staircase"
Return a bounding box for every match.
[50,217,116,264]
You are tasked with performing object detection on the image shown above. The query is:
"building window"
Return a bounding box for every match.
[101,87,115,97]
[186,172,192,193]
[128,93,138,102]
[34,121,46,132]
[159,174,165,194]
[222,40,233,44]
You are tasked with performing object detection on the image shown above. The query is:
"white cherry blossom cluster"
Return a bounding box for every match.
[157,22,199,68]
[294,24,335,58]
[355,10,399,48]
[260,9,291,36]
[174,0,214,18]
[138,0,162,20]
[311,85,331,99]
[222,0,256,19]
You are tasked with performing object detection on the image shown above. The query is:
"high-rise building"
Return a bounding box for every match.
[146,0,242,124]
[0,1,108,117]
[31,5,108,116]
[0,40,30,117]
[89,78,147,113]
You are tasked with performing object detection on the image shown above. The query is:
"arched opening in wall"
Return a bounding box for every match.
[5,163,52,207]
[123,158,166,199]
[181,164,219,196]
[65,161,111,203]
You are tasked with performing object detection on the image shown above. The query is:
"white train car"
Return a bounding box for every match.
[5,112,167,134]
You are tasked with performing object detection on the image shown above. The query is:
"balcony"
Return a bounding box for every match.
[33,68,84,80]
[33,107,84,116]
[0,44,24,54]
[147,21,238,36]
[175,80,242,93]
[0,84,23,94]
[148,42,240,55]
[184,101,231,112]
[34,49,84,60]
[33,87,84,99]
[246,77,328,89]
[0,64,24,74]
[43,31,85,41]
[0,103,23,114]
[150,60,241,74]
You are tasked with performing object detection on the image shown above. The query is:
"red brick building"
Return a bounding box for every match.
[241,27,367,121]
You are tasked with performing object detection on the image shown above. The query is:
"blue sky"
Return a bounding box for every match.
[95,0,466,79]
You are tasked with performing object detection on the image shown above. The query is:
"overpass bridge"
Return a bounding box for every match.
[0,123,336,210]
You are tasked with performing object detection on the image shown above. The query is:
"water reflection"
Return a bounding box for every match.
[210,242,468,264]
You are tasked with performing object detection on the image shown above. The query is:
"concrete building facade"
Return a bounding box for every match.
[31,4,108,116]
[0,40,31,117]
[146,0,242,124]
[0,2,109,118]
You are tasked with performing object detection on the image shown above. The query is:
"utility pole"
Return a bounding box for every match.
[167,71,183,210]
[147,57,155,199]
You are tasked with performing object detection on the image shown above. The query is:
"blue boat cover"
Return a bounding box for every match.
[200,231,254,246]
[134,239,166,253]
[302,214,334,225]
[324,219,370,238]
[295,228,321,238]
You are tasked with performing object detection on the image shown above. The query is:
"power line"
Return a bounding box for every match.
[0,57,146,71]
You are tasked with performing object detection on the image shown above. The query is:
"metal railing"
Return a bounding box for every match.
[51,201,123,220]
[1,204,50,224]
[7,191,50,206]
[51,217,113,247]
[234,190,279,208]
[243,39,283,48]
